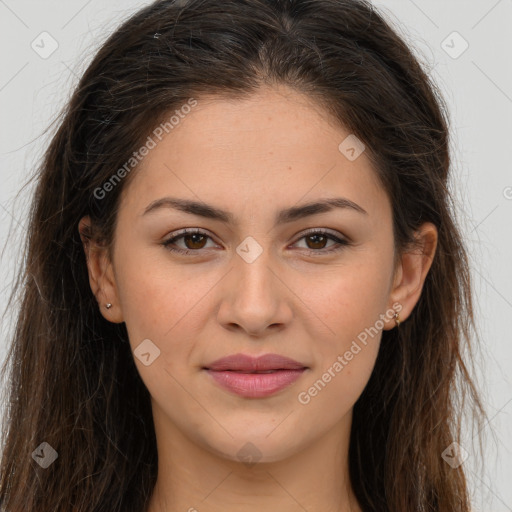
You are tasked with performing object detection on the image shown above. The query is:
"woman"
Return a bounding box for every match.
[0,0,486,510]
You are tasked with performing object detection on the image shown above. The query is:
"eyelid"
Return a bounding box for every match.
[292,227,349,244]
[162,227,219,247]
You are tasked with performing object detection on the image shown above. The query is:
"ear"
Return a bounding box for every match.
[78,216,124,323]
[384,222,438,329]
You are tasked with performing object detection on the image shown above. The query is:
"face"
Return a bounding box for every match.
[84,85,420,465]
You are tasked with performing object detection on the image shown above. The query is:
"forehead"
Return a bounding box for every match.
[120,85,389,224]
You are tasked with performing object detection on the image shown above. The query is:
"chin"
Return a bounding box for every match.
[198,428,306,466]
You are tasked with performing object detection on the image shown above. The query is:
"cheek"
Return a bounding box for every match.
[310,256,392,342]
[114,251,218,401]
[115,244,217,340]
[297,254,392,402]
[294,269,389,420]
[295,342,379,431]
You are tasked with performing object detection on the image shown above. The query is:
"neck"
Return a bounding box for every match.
[146,404,361,512]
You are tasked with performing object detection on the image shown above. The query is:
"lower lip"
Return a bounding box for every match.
[205,369,306,398]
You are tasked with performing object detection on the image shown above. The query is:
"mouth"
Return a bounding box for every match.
[217,369,286,373]
[203,353,308,398]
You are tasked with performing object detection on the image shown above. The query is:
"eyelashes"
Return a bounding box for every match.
[161,227,351,256]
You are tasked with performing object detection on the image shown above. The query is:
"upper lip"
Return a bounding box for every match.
[204,353,307,372]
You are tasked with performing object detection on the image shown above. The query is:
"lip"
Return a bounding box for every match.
[203,353,308,398]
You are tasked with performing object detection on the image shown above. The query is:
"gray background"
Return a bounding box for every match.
[0,0,511,509]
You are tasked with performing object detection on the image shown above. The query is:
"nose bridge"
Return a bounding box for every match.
[233,234,279,306]
[217,234,291,334]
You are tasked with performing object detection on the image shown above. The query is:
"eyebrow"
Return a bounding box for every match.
[142,196,368,225]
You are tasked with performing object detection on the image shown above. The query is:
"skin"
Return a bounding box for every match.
[79,85,437,512]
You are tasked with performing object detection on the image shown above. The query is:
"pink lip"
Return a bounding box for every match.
[203,353,308,398]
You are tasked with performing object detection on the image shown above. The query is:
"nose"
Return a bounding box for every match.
[216,245,293,337]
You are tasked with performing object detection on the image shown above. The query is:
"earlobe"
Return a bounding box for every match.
[387,222,438,327]
[78,216,124,323]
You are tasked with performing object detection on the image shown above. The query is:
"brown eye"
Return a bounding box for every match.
[305,234,329,250]
[292,229,350,255]
[162,229,216,254]
[182,233,208,250]
[163,228,349,256]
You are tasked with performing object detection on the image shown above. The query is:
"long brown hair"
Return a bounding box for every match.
[0,0,486,510]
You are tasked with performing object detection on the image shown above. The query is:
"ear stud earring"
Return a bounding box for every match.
[393,311,401,328]
[105,303,113,309]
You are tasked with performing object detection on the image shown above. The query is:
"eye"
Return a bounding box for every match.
[161,228,350,256]
[290,228,350,255]
[162,228,217,255]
